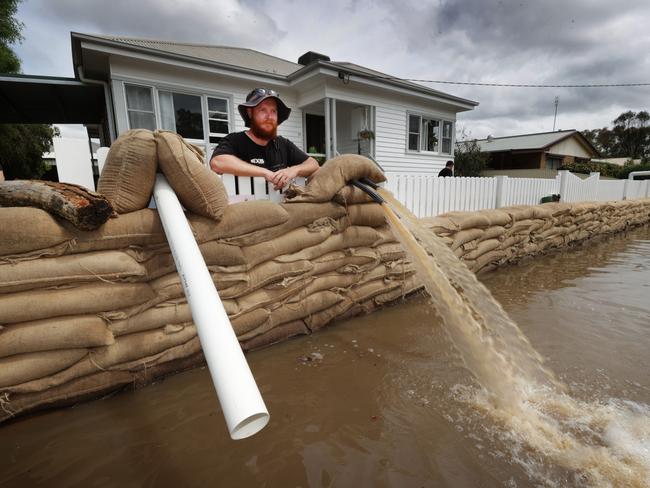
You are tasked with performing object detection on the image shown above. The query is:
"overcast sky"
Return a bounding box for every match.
[12,0,650,140]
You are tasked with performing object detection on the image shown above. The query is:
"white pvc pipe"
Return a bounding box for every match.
[153,175,269,439]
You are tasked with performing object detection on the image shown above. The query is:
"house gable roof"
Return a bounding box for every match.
[294,60,478,108]
[72,33,301,77]
[71,33,478,109]
[474,130,599,156]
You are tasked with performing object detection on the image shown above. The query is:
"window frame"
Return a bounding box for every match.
[206,95,231,146]
[406,112,455,156]
[124,83,157,131]
[158,90,205,142]
[122,80,233,156]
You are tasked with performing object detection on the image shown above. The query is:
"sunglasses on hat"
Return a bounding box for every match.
[247,88,280,101]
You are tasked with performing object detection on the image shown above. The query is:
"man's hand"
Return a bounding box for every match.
[269,166,299,191]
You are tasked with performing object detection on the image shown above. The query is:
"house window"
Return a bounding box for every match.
[407,113,454,154]
[442,121,453,154]
[423,119,439,152]
[546,157,562,170]
[125,84,231,150]
[408,115,420,151]
[159,91,204,140]
[125,84,156,131]
[208,97,230,144]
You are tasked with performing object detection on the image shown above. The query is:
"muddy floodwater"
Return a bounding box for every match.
[1,225,649,487]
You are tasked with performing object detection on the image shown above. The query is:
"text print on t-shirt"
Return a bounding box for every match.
[250,158,265,166]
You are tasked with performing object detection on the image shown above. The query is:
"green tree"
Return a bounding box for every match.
[0,124,58,179]
[611,111,650,159]
[0,0,23,73]
[1,0,58,180]
[454,138,489,177]
[582,128,616,157]
[582,111,650,159]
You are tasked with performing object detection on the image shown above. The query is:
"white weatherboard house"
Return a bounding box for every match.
[71,33,478,175]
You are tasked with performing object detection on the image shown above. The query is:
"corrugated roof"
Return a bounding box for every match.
[475,130,578,152]
[74,34,478,107]
[91,35,302,76]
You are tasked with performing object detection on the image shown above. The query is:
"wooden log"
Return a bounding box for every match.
[0,180,115,230]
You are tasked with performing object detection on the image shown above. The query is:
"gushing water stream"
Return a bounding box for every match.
[377,188,650,487]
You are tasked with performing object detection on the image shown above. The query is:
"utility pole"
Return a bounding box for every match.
[553,96,559,131]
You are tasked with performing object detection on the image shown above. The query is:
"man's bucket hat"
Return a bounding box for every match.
[238,88,291,127]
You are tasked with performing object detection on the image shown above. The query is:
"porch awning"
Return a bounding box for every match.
[0,74,105,124]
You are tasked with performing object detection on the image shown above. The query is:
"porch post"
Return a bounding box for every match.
[324,97,331,160]
[331,98,337,157]
[370,105,376,158]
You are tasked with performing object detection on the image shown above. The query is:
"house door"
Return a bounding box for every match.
[305,113,325,158]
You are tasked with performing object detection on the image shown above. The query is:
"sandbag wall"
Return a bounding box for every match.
[0,199,419,422]
[1,123,648,423]
[422,199,650,274]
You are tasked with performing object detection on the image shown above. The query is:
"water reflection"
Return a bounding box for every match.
[481,226,650,307]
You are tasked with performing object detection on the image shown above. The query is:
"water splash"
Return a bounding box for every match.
[378,188,650,487]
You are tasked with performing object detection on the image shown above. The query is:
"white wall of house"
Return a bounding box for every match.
[548,137,593,159]
[323,83,458,175]
[108,57,305,156]
[104,56,467,172]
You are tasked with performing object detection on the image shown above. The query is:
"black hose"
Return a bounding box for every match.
[351,179,385,204]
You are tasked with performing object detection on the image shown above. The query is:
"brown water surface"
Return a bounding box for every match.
[1,225,649,487]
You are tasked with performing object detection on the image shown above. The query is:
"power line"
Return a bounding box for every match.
[414,80,650,88]
[354,73,650,88]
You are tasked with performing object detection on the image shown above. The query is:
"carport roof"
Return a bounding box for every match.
[0,73,105,124]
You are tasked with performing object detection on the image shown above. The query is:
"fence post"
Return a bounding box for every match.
[622,179,629,200]
[53,138,96,191]
[589,172,600,202]
[558,170,569,202]
[495,175,507,208]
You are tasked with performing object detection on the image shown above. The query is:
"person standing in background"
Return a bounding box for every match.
[438,160,454,177]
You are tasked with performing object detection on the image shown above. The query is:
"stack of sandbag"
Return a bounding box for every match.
[422,199,650,274]
[0,142,419,422]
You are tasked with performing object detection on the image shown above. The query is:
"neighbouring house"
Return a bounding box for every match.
[475,130,600,178]
[64,33,477,175]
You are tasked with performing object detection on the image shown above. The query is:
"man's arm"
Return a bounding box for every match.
[210,154,274,179]
[269,157,320,190]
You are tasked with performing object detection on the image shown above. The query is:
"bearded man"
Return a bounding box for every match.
[210,88,319,190]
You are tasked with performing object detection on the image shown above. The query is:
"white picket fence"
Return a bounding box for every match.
[81,141,650,218]
[384,170,650,218]
[219,174,308,203]
[97,147,295,203]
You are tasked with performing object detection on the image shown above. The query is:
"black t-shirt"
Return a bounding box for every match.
[211,132,309,172]
[438,167,453,177]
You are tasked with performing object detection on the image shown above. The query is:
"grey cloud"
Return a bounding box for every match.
[31,0,285,49]
[13,0,650,139]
